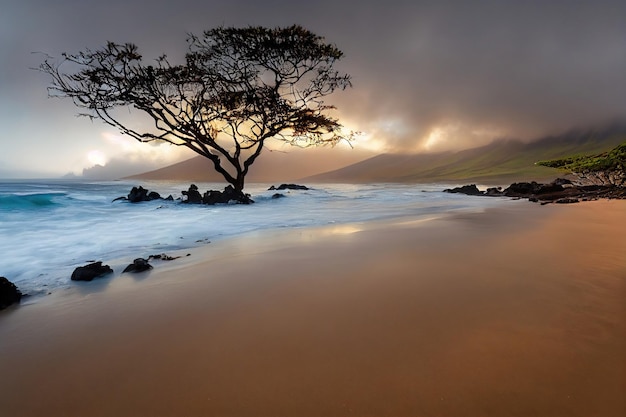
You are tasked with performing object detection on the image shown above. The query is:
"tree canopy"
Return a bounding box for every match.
[39,25,353,197]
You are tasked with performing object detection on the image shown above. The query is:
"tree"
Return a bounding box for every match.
[39,25,353,202]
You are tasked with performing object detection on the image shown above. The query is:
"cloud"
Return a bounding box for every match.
[2,0,625,178]
[80,158,165,180]
[328,1,626,151]
[74,132,194,179]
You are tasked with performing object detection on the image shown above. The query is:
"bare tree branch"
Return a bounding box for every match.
[38,25,353,195]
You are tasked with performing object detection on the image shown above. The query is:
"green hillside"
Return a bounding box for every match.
[305,123,626,184]
[537,141,626,173]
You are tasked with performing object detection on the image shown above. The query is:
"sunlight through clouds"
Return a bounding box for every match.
[100,131,191,165]
[86,149,108,167]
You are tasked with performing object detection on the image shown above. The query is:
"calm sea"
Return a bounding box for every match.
[0,180,513,297]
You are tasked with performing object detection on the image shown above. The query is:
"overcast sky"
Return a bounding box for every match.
[1,0,625,178]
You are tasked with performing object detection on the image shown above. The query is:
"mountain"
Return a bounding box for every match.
[125,122,626,185]
[303,123,626,184]
[125,146,373,183]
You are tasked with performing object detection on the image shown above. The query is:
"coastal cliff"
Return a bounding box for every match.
[538,141,626,187]
[568,167,625,187]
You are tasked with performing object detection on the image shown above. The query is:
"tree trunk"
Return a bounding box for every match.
[233,174,245,193]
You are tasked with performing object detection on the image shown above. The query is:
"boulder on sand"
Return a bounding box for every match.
[71,262,113,281]
[0,277,22,310]
[122,258,153,273]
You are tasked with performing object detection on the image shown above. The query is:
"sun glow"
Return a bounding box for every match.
[100,131,191,163]
[87,150,108,167]
[423,127,445,151]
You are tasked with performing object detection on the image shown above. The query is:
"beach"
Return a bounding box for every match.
[1,200,624,417]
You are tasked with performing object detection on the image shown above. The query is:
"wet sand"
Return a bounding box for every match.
[1,200,625,417]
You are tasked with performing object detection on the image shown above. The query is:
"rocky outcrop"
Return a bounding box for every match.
[114,184,253,205]
[569,168,625,187]
[113,186,162,203]
[268,184,310,191]
[182,184,203,204]
[71,262,113,281]
[443,184,483,195]
[183,184,253,205]
[122,258,153,273]
[0,277,22,310]
[502,182,565,197]
[445,178,626,204]
[484,187,504,196]
[204,185,253,204]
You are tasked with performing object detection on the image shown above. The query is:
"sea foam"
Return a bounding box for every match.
[0,180,511,297]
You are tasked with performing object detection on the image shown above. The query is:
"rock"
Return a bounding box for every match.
[202,189,227,204]
[570,168,626,187]
[268,184,310,191]
[553,178,573,186]
[122,258,153,273]
[443,184,483,195]
[148,253,180,261]
[271,193,286,199]
[114,186,162,203]
[128,186,161,203]
[182,184,203,204]
[502,181,564,197]
[484,187,503,196]
[535,183,564,194]
[71,261,113,281]
[446,177,625,204]
[128,186,149,202]
[202,185,253,205]
[503,182,542,196]
[0,277,22,310]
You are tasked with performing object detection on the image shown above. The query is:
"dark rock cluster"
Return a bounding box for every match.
[113,186,168,203]
[68,252,184,285]
[268,183,310,191]
[442,184,483,196]
[114,184,254,205]
[114,183,312,205]
[445,178,626,204]
[182,184,253,205]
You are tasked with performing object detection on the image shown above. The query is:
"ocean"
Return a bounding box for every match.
[0,180,513,298]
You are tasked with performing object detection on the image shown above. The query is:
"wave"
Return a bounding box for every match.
[0,192,67,210]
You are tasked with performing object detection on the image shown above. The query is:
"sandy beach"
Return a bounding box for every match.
[1,200,624,417]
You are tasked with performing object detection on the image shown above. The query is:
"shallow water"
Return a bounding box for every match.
[0,180,512,296]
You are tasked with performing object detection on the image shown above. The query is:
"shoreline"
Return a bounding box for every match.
[5,194,515,307]
[1,180,511,300]
[1,200,625,416]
